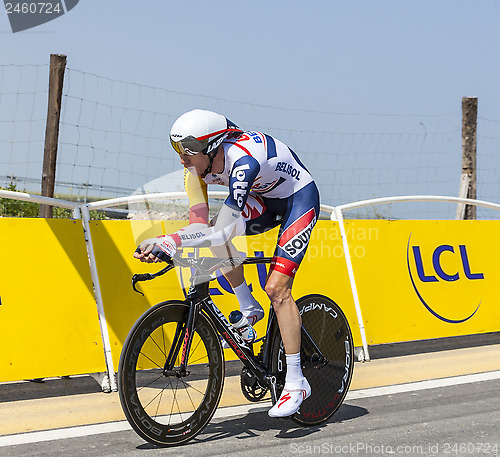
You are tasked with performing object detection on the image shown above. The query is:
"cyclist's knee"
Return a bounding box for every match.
[265,281,292,309]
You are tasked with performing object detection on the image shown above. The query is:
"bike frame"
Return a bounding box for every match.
[132,252,327,403]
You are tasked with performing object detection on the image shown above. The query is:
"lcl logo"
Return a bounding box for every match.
[406,235,484,323]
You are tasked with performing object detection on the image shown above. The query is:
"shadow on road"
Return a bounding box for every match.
[136,403,368,450]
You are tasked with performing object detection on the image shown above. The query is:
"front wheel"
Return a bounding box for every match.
[271,294,354,425]
[118,301,225,446]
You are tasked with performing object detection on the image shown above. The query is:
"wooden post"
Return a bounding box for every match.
[460,97,478,220]
[40,54,67,218]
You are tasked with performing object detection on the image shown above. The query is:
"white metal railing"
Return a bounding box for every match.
[0,189,81,219]
[2,190,499,383]
[86,190,337,216]
[333,206,370,361]
[331,195,500,362]
[86,191,193,209]
[334,195,500,213]
[79,204,116,391]
[0,189,79,209]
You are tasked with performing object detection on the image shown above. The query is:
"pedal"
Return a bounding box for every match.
[268,375,279,404]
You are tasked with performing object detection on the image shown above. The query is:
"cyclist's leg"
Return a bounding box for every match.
[266,182,320,417]
[270,294,354,425]
[265,271,300,352]
[209,194,277,324]
[266,182,320,335]
[266,269,312,417]
[210,242,265,325]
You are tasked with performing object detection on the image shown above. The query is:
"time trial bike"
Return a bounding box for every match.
[118,251,354,446]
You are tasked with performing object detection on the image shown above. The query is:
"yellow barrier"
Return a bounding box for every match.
[2,217,498,383]
[0,218,106,382]
[88,219,188,370]
[346,220,500,345]
[89,220,361,367]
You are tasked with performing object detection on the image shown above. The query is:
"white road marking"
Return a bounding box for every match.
[0,370,498,447]
[346,370,500,399]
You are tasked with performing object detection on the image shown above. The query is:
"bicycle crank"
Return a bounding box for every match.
[240,367,268,402]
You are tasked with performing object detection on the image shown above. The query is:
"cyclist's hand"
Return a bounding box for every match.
[134,235,177,263]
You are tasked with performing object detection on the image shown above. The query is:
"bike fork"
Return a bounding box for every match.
[163,297,201,377]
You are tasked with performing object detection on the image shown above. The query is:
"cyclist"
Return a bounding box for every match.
[134,109,320,418]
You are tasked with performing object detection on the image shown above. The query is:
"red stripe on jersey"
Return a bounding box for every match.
[229,141,252,156]
[278,208,316,246]
[170,233,182,247]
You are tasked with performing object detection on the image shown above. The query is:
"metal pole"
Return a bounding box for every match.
[80,204,117,391]
[72,205,81,220]
[333,207,370,361]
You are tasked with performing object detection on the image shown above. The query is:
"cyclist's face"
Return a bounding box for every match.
[179,152,209,176]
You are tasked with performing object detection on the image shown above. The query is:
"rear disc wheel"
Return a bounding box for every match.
[271,294,354,425]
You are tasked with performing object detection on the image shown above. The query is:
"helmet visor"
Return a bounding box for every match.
[171,135,208,156]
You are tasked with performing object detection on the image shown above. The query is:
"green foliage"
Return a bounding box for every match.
[365,204,392,220]
[88,209,106,220]
[0,182,40,217]
[0,182,106,220]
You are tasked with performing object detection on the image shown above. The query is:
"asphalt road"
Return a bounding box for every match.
[1,375,499,457]
[1,345,499,457]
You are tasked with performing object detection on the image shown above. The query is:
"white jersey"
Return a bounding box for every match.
[177,131,314,248]
[202,131,313,210]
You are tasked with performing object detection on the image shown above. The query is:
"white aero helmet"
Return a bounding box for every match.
[170,109,242,157]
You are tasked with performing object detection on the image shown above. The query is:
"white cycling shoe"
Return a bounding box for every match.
[268,378,311,418]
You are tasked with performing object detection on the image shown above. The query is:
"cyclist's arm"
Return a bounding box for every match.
[172,155,260,248]
[184,168,209,224]
[171,204,244,247]
[137,156,260,260]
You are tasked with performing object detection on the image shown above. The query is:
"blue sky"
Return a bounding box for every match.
[1,1,500,216]
[2,1,500,116]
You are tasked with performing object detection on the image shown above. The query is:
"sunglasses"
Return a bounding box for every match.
[170,135,209,156]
